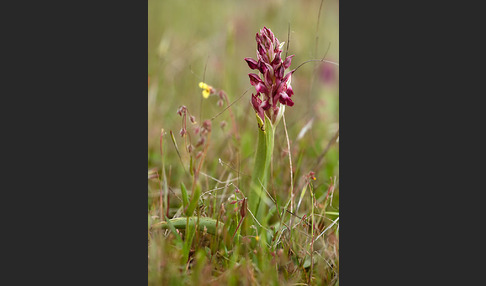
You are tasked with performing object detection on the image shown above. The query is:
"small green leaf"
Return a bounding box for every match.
[180,182,189,209]
[185,184,201,216]
[183,217,195,263]
[163,216,183,243]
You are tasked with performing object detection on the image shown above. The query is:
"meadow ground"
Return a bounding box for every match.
[148,0,339,284]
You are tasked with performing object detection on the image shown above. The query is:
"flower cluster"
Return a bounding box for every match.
[244,27,295,123]
[176,105,211,158]
[195,119,211,148]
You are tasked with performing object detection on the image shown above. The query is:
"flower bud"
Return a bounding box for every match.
[220,121,227,129]
[179,128,186,137]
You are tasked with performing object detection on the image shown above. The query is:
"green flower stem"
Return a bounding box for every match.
[249,114,275,223]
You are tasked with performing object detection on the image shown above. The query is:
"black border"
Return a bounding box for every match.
[5,1,148,284]
[341,1,485,284]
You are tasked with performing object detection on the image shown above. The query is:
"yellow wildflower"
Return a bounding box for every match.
[198,82,213,98]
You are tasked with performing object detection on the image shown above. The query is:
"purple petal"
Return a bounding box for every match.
[271,55,281,68]
[263,27,274,42]
[244,57,259,70]
[251,94,264,121]
[275,64,285,79]
[251,93,261,108]
[255,33,261,44]
[257,43,266,57]
[257,52,269,63]
[261,33,269,48]
[255,83,268,94]
[286,85,294,97]
[261,99,271,110]
[274,38,280,50]
[282,70,292,83]
[279,91,294,106]
[273,91,281,104]
[262,62,272,74]
[273,106,280,118]
[248,73,263,86]
[257,60,267,74]
[264,70,272,86]
[275,72,291,95]
[279,70,293,91]
[283,55,294,69]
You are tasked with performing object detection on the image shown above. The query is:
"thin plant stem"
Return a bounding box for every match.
[309,183,315,284]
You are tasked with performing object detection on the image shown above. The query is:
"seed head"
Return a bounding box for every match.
[179,128,187,137]
[176,105,187,116]
[240,197,247,218]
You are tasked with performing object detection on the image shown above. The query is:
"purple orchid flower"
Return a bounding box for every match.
[244,27,295,123]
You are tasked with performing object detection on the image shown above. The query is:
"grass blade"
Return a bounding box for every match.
[180,182,189,209]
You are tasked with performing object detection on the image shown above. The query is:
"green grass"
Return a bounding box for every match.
[148,0,339,284]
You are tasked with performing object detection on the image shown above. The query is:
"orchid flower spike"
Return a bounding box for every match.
[244,27,295,123]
